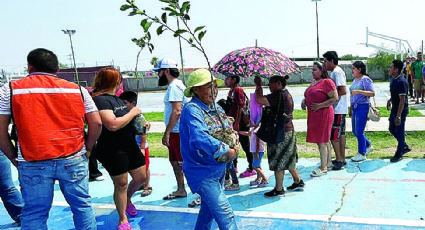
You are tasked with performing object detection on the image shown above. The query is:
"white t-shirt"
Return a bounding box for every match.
[331,66,348,114]
[163,79,188,133]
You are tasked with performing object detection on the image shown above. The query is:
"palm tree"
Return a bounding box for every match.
[150,57,159,68]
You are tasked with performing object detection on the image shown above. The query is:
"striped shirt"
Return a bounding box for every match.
[0,73,98,161]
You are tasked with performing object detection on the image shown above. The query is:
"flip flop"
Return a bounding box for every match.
[141,187,152,197]
[163,193,187,200]
[310,168,327,177]
[188,197,202,208]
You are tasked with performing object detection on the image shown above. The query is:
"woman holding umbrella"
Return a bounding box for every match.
[254,75,304,197]
[302,62,338,176]
[180,69,239,229]
[224,75,255,180]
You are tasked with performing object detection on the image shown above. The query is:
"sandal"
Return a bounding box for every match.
[163,193,187,200]
[126,204,137,217]
[310,168,327,177]
[188,196,202,208]
[117,222,133,230]
[141,187,152,197]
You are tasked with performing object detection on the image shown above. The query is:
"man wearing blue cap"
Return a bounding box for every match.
[154,58,189,200]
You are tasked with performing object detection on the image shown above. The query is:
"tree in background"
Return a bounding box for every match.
[150,57,159,68]
[340,54,366,60]
[367,51,405,79]
[59,63,69,69]
[120,0,238,153]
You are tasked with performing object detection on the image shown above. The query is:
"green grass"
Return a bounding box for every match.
[144,112,163,121]
[147,131,425,159]
[144,107,423,122]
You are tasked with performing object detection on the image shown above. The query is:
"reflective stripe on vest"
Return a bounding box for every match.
[11,75,85,161]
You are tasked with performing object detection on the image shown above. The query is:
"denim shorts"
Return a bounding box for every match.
[251,152,264,168]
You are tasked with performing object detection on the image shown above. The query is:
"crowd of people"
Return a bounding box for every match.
[0,48,417,230]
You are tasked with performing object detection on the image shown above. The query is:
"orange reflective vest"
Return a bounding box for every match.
[11,74,86,161]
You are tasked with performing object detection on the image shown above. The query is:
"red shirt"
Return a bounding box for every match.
[228,86,245,119]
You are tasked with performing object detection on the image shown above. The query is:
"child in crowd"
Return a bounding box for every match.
[225,158,240,191]
[249,127,268,187]
[119,91,152,197]
[248,92,268,187]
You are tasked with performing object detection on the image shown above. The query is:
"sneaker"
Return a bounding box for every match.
[332,159,347,166]
[390,153,403,163]
[287,179,305,191]
[366,146,374,156]
[351,153,366,162]
[264,188,285,198]
[249,179,261,186]
[257,180,269,188]
[224,179,232,187]
[89,175,104,182]
[225,183,240,191]
[239,168,256,178]
[332,161,343,171]
[402,145,412,155]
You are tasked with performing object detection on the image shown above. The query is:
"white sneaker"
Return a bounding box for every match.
[366,146,374,156]
[351,153,366,162]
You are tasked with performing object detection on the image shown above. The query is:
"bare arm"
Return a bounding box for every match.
[350,89,375,97]
[85,111,102,156]
[310,88,339,111]
[336,85,347,97]
[0,115,17,166]
[255,86,270,106]
[99,107,141,131]
[162,101,182,146]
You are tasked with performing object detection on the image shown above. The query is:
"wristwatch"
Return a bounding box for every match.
[396,116,401,120]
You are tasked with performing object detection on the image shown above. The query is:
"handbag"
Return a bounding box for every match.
[361,78,380,122]
[255,91,286,144]
[132,114,147,135]
[368,97,380,122]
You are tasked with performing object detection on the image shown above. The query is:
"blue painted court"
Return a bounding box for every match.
[1,158,425,229]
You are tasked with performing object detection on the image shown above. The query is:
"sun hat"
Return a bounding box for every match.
[184,69,224,97]
[152,58,178,72]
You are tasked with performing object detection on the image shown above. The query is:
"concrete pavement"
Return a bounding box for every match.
[2,158,425,229]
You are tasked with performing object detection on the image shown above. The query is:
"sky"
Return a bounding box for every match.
[1,0,424,74]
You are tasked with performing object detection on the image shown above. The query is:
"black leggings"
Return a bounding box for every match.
[239,133,253,170]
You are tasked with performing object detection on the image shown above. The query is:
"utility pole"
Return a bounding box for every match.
[312,0,321,60]
[62,29,79,84]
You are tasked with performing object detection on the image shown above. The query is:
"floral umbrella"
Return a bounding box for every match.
[213,46,301,78]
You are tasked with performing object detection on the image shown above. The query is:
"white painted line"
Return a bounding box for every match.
[49,201,425,227]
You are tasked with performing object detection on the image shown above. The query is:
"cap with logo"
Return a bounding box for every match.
[152,58,178,72]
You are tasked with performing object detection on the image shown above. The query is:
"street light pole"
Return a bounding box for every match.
[62,29,79,84]
[312,0,321,60]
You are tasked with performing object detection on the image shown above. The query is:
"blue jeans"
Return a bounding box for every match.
[351,104,372,154]
[389,111,408,154]
[0,153,23,223]
[18,155,96,230]
[195,178,238,230]
[225,162,238,184]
